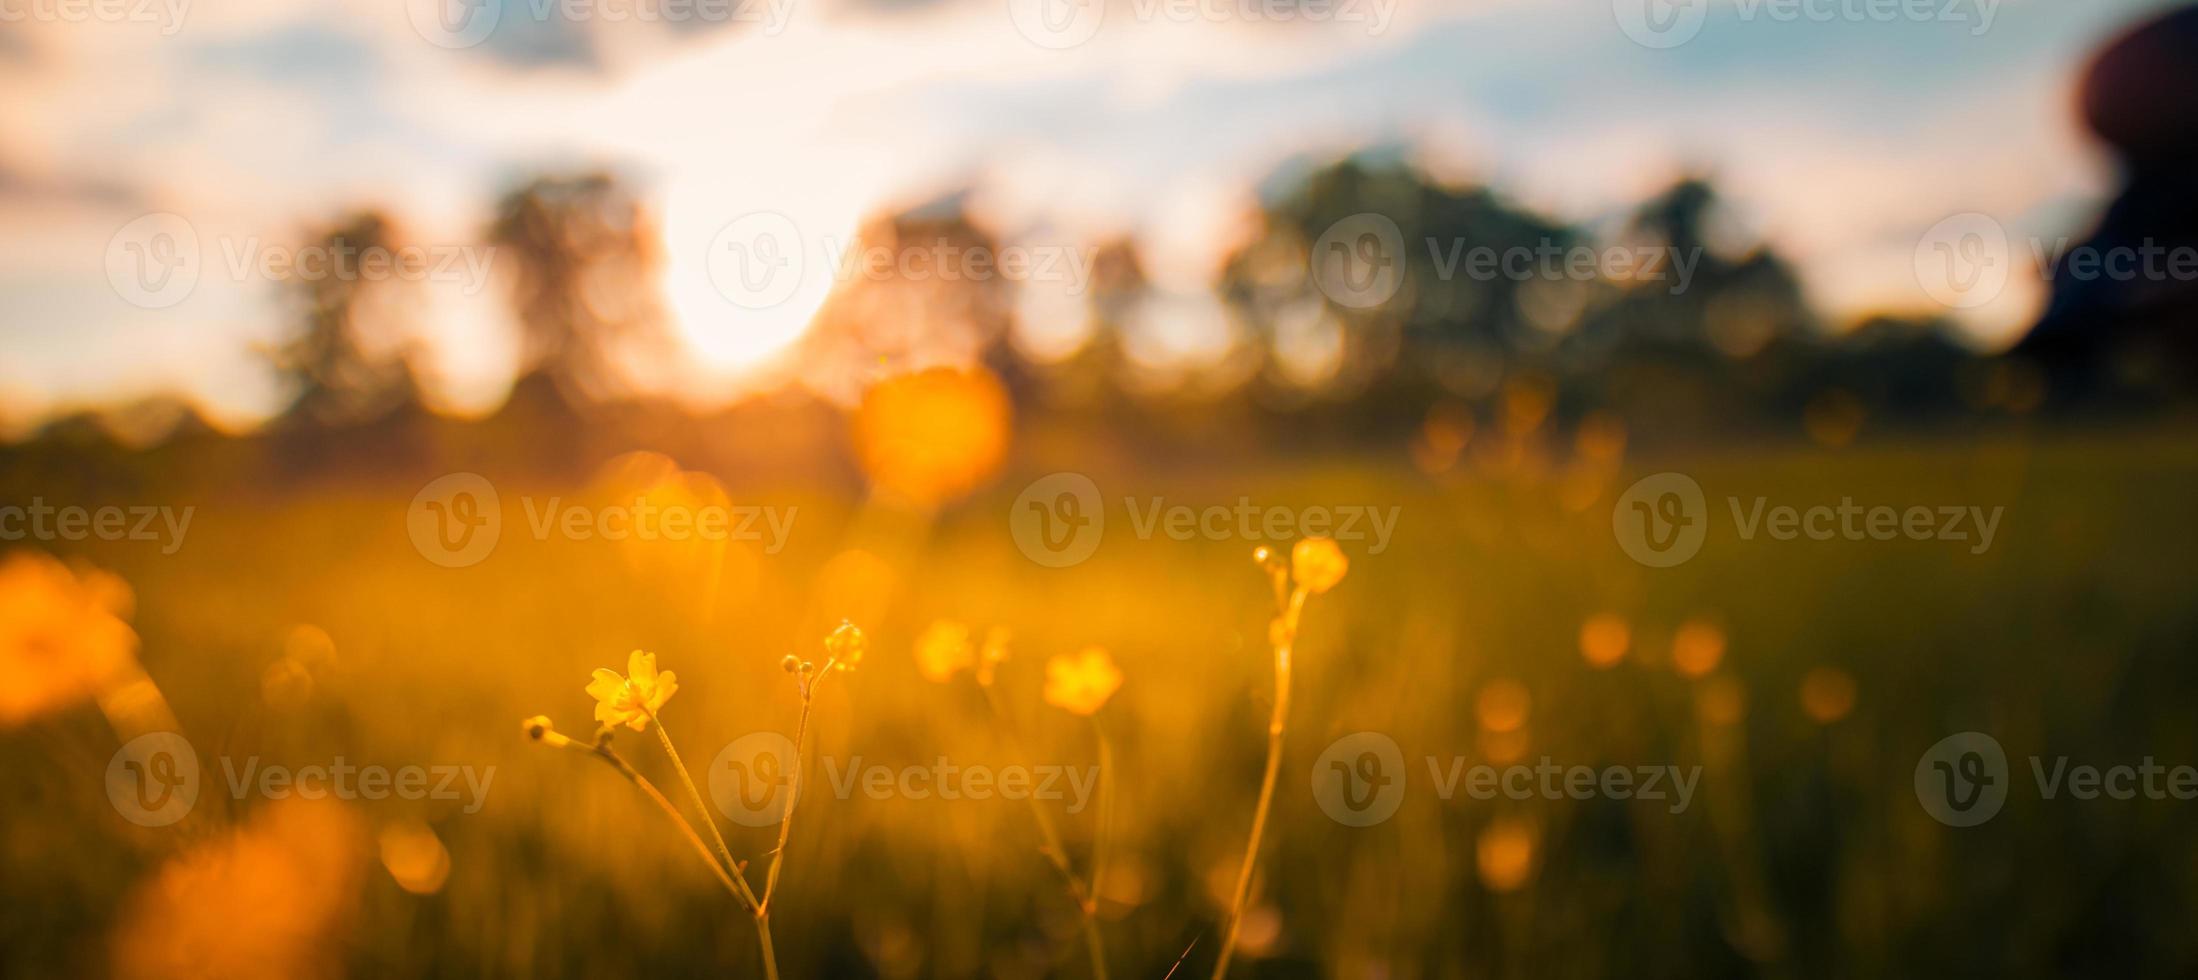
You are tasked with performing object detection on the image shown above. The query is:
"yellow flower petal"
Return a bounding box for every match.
[628,650,657,686]
[586,669,625,704]
[1043,647,1122,716]
[1291,537,1348,594]
[593,699,625,726]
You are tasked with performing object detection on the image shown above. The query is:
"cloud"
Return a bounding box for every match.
[0,0,2161,418]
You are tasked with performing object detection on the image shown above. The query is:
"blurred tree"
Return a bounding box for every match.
[488,172,673,406]
[1581,177,1821,437]
[798,196,1014,406]
[1221,156,1584,407]
[269,210,424,427]
[1595,177,1813,356]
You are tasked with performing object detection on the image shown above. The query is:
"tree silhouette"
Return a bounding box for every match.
[270,210,423,427]
[488,172,672,405]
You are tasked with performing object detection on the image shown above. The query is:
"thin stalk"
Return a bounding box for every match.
[646,709,742,889]
[760,658,834,912]
[1091,714,1116,921]
[1090,715,1116,980]
[571,739,751,910]
[643,711,778,980]
[983,681,1109,980]
[754,913,778,980]
[1213,587,1306,980]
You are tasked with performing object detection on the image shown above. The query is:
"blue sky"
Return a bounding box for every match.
[0,0,2177,429]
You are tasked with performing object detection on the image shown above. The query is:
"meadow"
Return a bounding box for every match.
[6,423,2198,977]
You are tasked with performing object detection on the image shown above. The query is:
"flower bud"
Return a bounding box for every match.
[1291,537,1348,594]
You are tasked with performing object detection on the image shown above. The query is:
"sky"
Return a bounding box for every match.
[0,0,2176,428]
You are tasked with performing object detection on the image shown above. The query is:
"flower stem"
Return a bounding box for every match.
[761,659,833,913]
[579,740,752,911]
[1091,714,1115,919]
[754,913,779,980]
[648,712,742,889]
[1213,587,1305,980]
[1090,716,1116,980]
[642,712,777,978]
[983,681,1108,980]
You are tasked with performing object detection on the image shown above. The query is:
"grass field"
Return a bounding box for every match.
[6,425,2198,977]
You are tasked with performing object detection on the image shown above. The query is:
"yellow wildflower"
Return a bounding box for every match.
[914,620,974,683]
[1291,537,1348,594]
[587,650,679,732]
[0,552,137,727]
[824,620,866,671]
[1043,646,1122,716]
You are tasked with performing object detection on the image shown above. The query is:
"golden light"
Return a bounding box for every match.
[851,367,1012,507]
[1476,817,1537,893]
[1800,667,1858,724]
[0,552,137,728]
[113,799,367,980]
[1803,389,1866,447]
[1671,619,1727,678]
[1481,727,1532,766]
[1697,676,1748,728]
[1475,679,1531,734]
[379,821,453,896]
[1579,613,1631,669]
[1574,410,1628,463]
